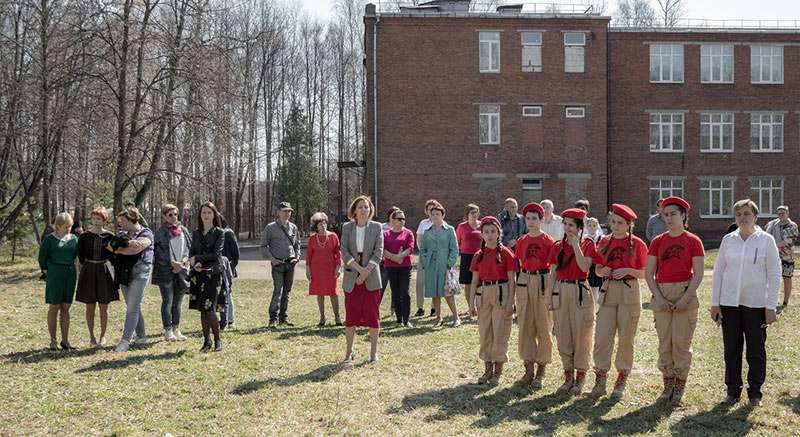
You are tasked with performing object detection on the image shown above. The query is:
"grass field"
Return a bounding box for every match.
[1,257,799,436]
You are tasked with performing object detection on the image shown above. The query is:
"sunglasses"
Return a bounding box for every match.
[166,212,178,217]
[393,217,406,221]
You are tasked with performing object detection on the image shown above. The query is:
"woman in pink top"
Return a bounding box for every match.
[306,212,342,327]
[456,204,482,315]
[383,209,415,327]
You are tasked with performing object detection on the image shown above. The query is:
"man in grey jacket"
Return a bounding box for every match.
[261,202,301,327]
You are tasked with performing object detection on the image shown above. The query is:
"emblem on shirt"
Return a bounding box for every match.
[526,244,542,260]
[661,245,684,262]
[607,246,627,264]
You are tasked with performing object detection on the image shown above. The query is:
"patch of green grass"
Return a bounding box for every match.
[1,269,798,435]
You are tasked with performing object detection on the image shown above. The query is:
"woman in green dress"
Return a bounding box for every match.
[421,203,461,328]
[38,212,79,350]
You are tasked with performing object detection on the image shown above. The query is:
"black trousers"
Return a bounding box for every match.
[721,305,767,399]
[386,266,412,324]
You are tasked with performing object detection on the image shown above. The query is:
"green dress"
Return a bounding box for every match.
[421,223,459,298]
[37,233,78,304]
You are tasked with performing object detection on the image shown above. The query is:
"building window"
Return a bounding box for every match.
[479,104,500,145]
[750,113,783,152]
[750,177,784,216]
[700,177,735,218]
[650,44,684,83]
[649,113,684,152]
[700,112,734,152]
[521,32,542,72]
[751,45,783,84]
[565,107,585,118]
[521,178,543,204]
[479,32,500,73]
[522,105,542,117]
[701,45,734,83]
[564,32,585,73]
[649,178,684,215]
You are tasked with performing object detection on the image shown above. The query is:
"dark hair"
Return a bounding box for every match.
[664,204,689,229]
[556,217,584,270]
[574,199,590,212]
[464,203,480,220]
[476,221,505,265]
[390,209,405,220]
[219,213,228,229]
[117,206,141,225]
[196,201,222,230]
[386,206,400,222]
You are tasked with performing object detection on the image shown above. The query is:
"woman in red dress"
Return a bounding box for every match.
[306,212,342,327]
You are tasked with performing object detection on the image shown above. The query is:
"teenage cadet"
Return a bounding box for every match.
[546,208,601,395]
[590,204,648,398]
[468,216,518,386]
[645,196,705,404]
[514,203,555,389]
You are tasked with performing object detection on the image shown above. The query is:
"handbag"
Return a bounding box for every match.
[444,266,461,296]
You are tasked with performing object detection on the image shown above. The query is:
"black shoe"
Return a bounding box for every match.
[414,308,424,317]
[722,395,739,405]
[60,342,77,351]
[335,321,343,327]
[430,308,436,317]
[279,320,294,327]
[749,397,763,407]
[214,340,222,352]
[200,340,211,353]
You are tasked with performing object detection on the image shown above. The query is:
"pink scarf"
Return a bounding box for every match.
[165,222,182,238]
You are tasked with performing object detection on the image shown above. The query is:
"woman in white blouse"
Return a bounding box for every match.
[711,199,781,407]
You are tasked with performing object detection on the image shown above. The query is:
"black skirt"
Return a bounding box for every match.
[76,262,119,304]
[459,253,475,285]
[188,270,225,312]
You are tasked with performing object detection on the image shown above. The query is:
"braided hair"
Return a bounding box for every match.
[476,221,505,264]
[556,217,584,270]
[599,220,636,258]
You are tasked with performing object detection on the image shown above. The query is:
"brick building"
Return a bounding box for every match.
[364,1,800,240]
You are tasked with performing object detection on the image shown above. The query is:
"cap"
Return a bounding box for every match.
[480,216,502,229]
[277,201,294,211]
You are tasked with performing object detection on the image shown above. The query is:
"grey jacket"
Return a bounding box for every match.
[340,220,384,292]
[260,220,300,261]
[152,224,192,286]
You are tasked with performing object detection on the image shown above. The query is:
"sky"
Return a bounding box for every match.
[295,0,800,22]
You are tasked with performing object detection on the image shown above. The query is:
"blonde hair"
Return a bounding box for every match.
[117,206,141,224]
[310,212,328,231]
[585,217,599,227]
[733,199,759,216]
[90,206,109,222]
[348,195,375,221]
[54,212,73,228]
[162,203,179,216]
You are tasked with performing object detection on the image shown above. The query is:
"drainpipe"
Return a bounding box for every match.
[372,10,380,209]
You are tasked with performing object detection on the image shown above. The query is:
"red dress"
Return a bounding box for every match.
[307,232,341,296]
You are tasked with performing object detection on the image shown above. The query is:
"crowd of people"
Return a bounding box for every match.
[36,193,797,407]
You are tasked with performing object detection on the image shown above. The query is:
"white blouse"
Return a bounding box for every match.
[711,228,782,310]
[356,225,366,253]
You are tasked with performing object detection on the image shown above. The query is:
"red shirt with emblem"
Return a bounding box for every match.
[515,233,555,272]
[648,231,705,283]
[470,245,518,281]
[596,235,648,279]
[547,238,601,281]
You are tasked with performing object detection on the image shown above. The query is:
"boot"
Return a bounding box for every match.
[657,376,675,402]
[531,363,546,390]
[199,338,211,353]
[518,361,536,386]
[589,369,608,398]
[488,362,503,386]
[556,370,574,394]
[570,370,587,395]
[672,377,687,404]
[612,371,629,397]
[478,361,494,384]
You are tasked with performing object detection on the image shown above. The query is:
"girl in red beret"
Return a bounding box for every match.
[545,208,602,395]
[644,196,705,404]
[468,216,518,386]
[590,204,648,398]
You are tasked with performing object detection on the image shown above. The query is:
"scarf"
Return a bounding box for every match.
[166,222,182,238]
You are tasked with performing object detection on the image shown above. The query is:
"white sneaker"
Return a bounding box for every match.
[165,329,177,342]
[173,328,187,341]
[114,340,130,353]
[226,323,237,331]
[134,336,147,346]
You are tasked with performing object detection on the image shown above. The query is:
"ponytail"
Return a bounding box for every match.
[556,233,568,270]
[476,239,486,263]
[627,223,635,258]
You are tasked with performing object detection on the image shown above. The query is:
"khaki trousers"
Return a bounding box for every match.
[593,279,642,372]
[553,281,595,371]
[516,271,553,364]
[477,283,513,363]
[653,281,699,379]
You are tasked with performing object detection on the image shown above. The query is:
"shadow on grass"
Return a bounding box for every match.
[231,362,345,396]
[585,398,675,436]
[779,393,800,415]
[275,326,343,340]
[74,350,187,373]
[2,345,107,364]
[669,402,753,435]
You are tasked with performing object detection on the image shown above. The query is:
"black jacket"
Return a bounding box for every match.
[190,227,224,272]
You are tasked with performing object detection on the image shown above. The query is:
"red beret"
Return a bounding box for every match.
[561,208,587,220]
[480,216,502,229]
[662,196,690,212]
[611,203,637,222]
[522,202,544,218]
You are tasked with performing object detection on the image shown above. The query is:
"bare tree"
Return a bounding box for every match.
[615,0,657,27]
[656,0,686,28]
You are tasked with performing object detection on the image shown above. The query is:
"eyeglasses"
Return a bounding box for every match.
[166,212,178,217]
[394,217,406,221]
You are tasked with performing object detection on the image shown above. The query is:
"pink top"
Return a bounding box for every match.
[456,221,482,255]
[383,228,415,268]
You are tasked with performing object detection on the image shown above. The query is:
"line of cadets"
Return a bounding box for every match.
[469,196,703,404]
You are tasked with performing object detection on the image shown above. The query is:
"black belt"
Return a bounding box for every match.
[478,280,508,304]
[558,279,588,306]
[521,269,549,296]
[601,278,632,295]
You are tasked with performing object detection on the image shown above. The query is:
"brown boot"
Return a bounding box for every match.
[488,362,503,386]
[612,371,629,397]
[556,370,574,394]
[518,361,535,386]
[672,377,687,404]
[570,370,587,395]
[589,369,608,398]
[657,376,675,402]
[477,361,493,384]
[531,363,546,390]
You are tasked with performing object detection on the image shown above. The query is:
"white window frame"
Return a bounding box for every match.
[650,44,684,83]
[479,31,501,73]
[479,104,500,145]
[699,177,735,218]
[649,112,684,152]
[701,44,734,83]
[700,112,734,153]
[564,32,585,73]
[749,177,784,218]
[565,107,585,118]
[521,32,542,73]
[522,105,542,117]
[750,112,784,152]
[750,45,783,84]
[649,177,685,215]
[521,178,543,191]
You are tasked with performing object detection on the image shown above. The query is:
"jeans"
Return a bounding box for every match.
[121,266,151,342]
[269,262,295,322]
[721,305,767,399]
[158,275,185,330]
[220,292,235,327]
[387,266,412,323]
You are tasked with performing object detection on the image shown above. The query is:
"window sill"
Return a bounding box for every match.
[700,149,734,153]
[480,143,500,146]
[700,215,734,219]
[649,148,684,153]
[700,81,734,85]
[751,81,784,85]
[650,80,684,84]
[750,149,783,153]
[479,70,501,74]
